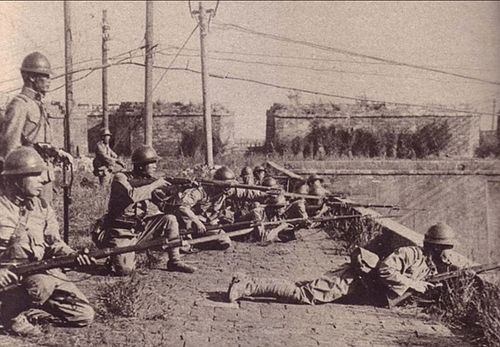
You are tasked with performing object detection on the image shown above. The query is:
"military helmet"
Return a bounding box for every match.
[295,184,309,195]
[100,127,112,137]
[20,52,53,76]
[240,166,253,177]
[308,174,324,183]
[131,145,160,164]
[214,166,236,181]
[254,165,266,173]
[267,195,287,207]
[261,176,277,187]
[424,222,456,246]
[1,146,47,176]
[310,185,327,197]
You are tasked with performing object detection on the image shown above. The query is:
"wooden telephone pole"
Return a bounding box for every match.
[144,0,154,146]
[63,0,73,243]
[198,2,214,167]
[102,10,110,131]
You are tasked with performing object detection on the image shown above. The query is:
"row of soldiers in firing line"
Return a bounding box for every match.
[0,52,463,337]
[0,145,461,338]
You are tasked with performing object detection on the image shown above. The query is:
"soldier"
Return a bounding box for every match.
[253,165,267,186]
[0,147,94,336]
[97,145,196,276]
[228,223,459,306]
[167,166,267,251]
[240,166,255,185]
[377,222,458,301]
[260,193,309,243]
[0,52,73,204]
[307,174,329,199]
[228,247,380,305]
[93,127,125,186]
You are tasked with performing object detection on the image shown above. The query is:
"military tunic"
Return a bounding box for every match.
[0,193,94,328]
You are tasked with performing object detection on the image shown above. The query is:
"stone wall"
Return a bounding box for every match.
[110,102,234,157]
[266,103,481,158]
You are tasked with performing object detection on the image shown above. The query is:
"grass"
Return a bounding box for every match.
[425,273,500,347]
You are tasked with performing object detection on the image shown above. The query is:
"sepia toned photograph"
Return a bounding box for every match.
[0,2,499,346]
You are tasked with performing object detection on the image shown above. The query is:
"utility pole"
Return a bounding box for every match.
[102,9,110,131]
[198,2,214,167]
[144,0,154,146]
[63,0,73,244]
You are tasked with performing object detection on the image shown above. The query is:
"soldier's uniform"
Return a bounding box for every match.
[228,247,380,305]
[93,128,123,186]
[378,222,458,300]
[0,52,70,205]
[170,183,267,250]
[0,147,93,336]
[97,146,194,275]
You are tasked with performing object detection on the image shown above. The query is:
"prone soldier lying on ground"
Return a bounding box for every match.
[0,147,94,336]
[93,145,196,275]
[228,222,462,307]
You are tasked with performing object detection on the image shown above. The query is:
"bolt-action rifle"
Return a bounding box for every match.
[386,261,500,308]
[178,213,403,236]
[0,227,256,294]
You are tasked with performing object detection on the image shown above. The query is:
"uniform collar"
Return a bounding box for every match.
[21,86,43,102]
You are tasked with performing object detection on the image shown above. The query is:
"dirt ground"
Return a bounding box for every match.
[0,227,474,347]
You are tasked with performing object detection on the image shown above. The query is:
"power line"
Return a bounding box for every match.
[120,62,496,116]
[162,45,499,72]
[155,51,488,85]
[151,23,199,94]
[213,21,500,86]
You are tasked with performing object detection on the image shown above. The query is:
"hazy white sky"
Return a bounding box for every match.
[1,1,500,139]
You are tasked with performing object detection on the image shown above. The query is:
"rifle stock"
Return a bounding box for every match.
[387,261,500,308]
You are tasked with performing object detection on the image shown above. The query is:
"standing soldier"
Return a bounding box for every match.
[96,145,196,276]
[0,147,94,336]
[93,127,125,186]
[0,52,73,204]
[253,165,267,186]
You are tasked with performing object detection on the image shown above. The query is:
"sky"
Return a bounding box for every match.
[1,1,500,140]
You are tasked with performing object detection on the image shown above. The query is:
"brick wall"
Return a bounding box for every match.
[266,103,481,158]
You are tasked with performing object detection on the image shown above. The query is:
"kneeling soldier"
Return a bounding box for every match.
[0,147,94,336]
[98,145,195,275]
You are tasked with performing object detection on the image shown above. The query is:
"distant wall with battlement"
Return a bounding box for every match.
[266,103,481,158]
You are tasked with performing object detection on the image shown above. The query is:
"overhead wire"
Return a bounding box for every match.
[155,51,489,85]
[120,61,496,116]
[161,45,500,72]
[213,21,500,86]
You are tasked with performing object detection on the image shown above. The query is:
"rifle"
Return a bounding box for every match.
[0,227,255,294]
[178,213,404,237]
[387,261,500,308]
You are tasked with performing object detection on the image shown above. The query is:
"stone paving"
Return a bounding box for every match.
[0,227,473,347]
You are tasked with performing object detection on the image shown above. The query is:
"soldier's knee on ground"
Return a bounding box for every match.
[23,274,57,306]
[67,303,94,327]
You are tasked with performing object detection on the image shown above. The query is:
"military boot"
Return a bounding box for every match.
[228,273,302,303]
[165,247,197,273]
[9,312,42,336]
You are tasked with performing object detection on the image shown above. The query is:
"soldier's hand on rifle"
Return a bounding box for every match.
[411,280,436,294]
[57,149,74,165]
[153,177,171,189]
[0,268,18,288]
[75,248,96,267]
[194,219,207,234]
